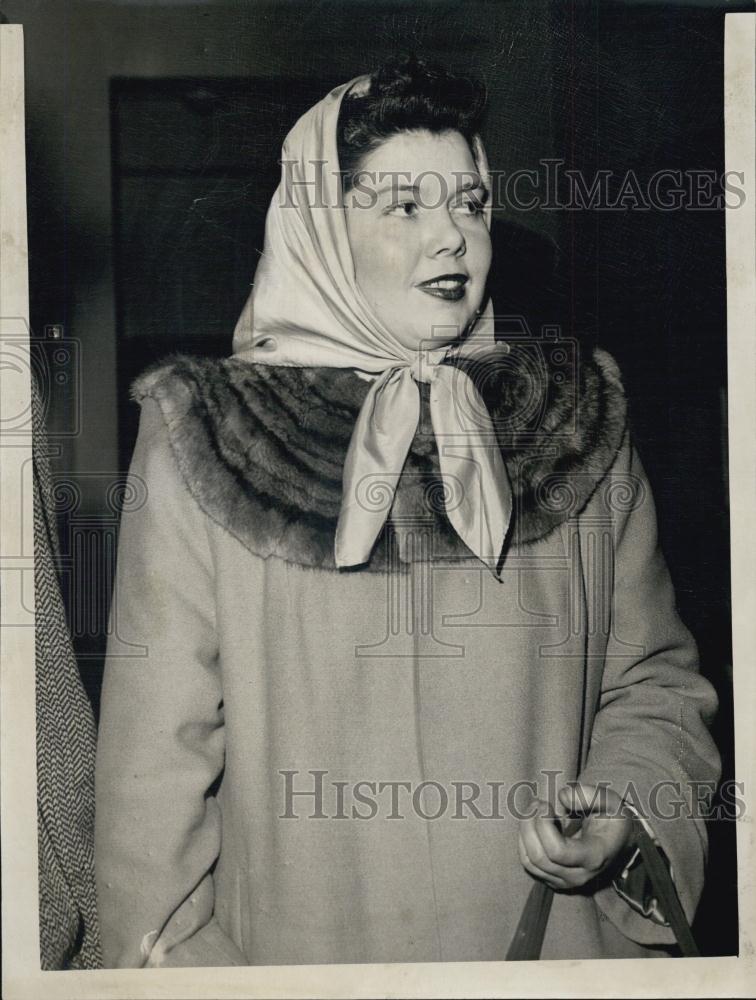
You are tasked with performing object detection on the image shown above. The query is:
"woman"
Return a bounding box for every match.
[95,56,721,967]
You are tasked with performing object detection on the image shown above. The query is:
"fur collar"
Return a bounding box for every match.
[131,343,627,574]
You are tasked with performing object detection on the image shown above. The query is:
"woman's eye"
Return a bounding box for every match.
[387,201,419,218]
[454,195,485,217]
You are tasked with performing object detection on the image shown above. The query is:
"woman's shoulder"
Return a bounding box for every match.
[129,353,368,499]
[458,338,629,544]
[131,352,248,409]
[131,351,369,424]
[468,337,625,434]
[128,354,367,569]
[416,338,629,549]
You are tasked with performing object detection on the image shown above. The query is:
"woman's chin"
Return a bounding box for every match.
[400,328,464,352]
[405,303,479,350]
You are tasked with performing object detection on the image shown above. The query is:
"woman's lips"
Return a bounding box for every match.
[415,273,469,302]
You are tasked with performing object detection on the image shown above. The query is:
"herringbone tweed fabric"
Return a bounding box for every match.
[33,372,101,969]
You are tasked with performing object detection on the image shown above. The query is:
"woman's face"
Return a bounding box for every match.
[344,129,492,352]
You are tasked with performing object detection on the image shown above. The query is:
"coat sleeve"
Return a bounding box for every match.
[95,396,247,968]
[576,429,721,948]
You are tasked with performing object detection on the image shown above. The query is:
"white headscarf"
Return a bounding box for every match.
[233,76,512,576]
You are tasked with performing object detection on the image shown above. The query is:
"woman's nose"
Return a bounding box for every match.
[424,210,466,258]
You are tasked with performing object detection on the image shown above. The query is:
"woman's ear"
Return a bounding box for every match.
[471,134,493,224]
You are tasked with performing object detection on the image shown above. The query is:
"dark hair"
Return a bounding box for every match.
[337,54,486,191]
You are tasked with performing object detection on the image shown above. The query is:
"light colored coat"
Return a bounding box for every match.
[95,346,720,966]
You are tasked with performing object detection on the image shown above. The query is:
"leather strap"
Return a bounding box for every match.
[632,816,700,957]
[505,815,699,959]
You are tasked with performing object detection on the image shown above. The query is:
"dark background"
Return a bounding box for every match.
[4,0,743,957]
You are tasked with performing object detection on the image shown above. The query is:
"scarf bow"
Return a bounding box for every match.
[336,348,512,576]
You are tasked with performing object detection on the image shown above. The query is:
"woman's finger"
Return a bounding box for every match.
[518,833,599,889]
[534,813,591,868]
[519,814,576,879]
[518,834,571,889]
[518,798,615,889]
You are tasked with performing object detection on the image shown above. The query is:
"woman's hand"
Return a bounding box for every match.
[517,783,636,891]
